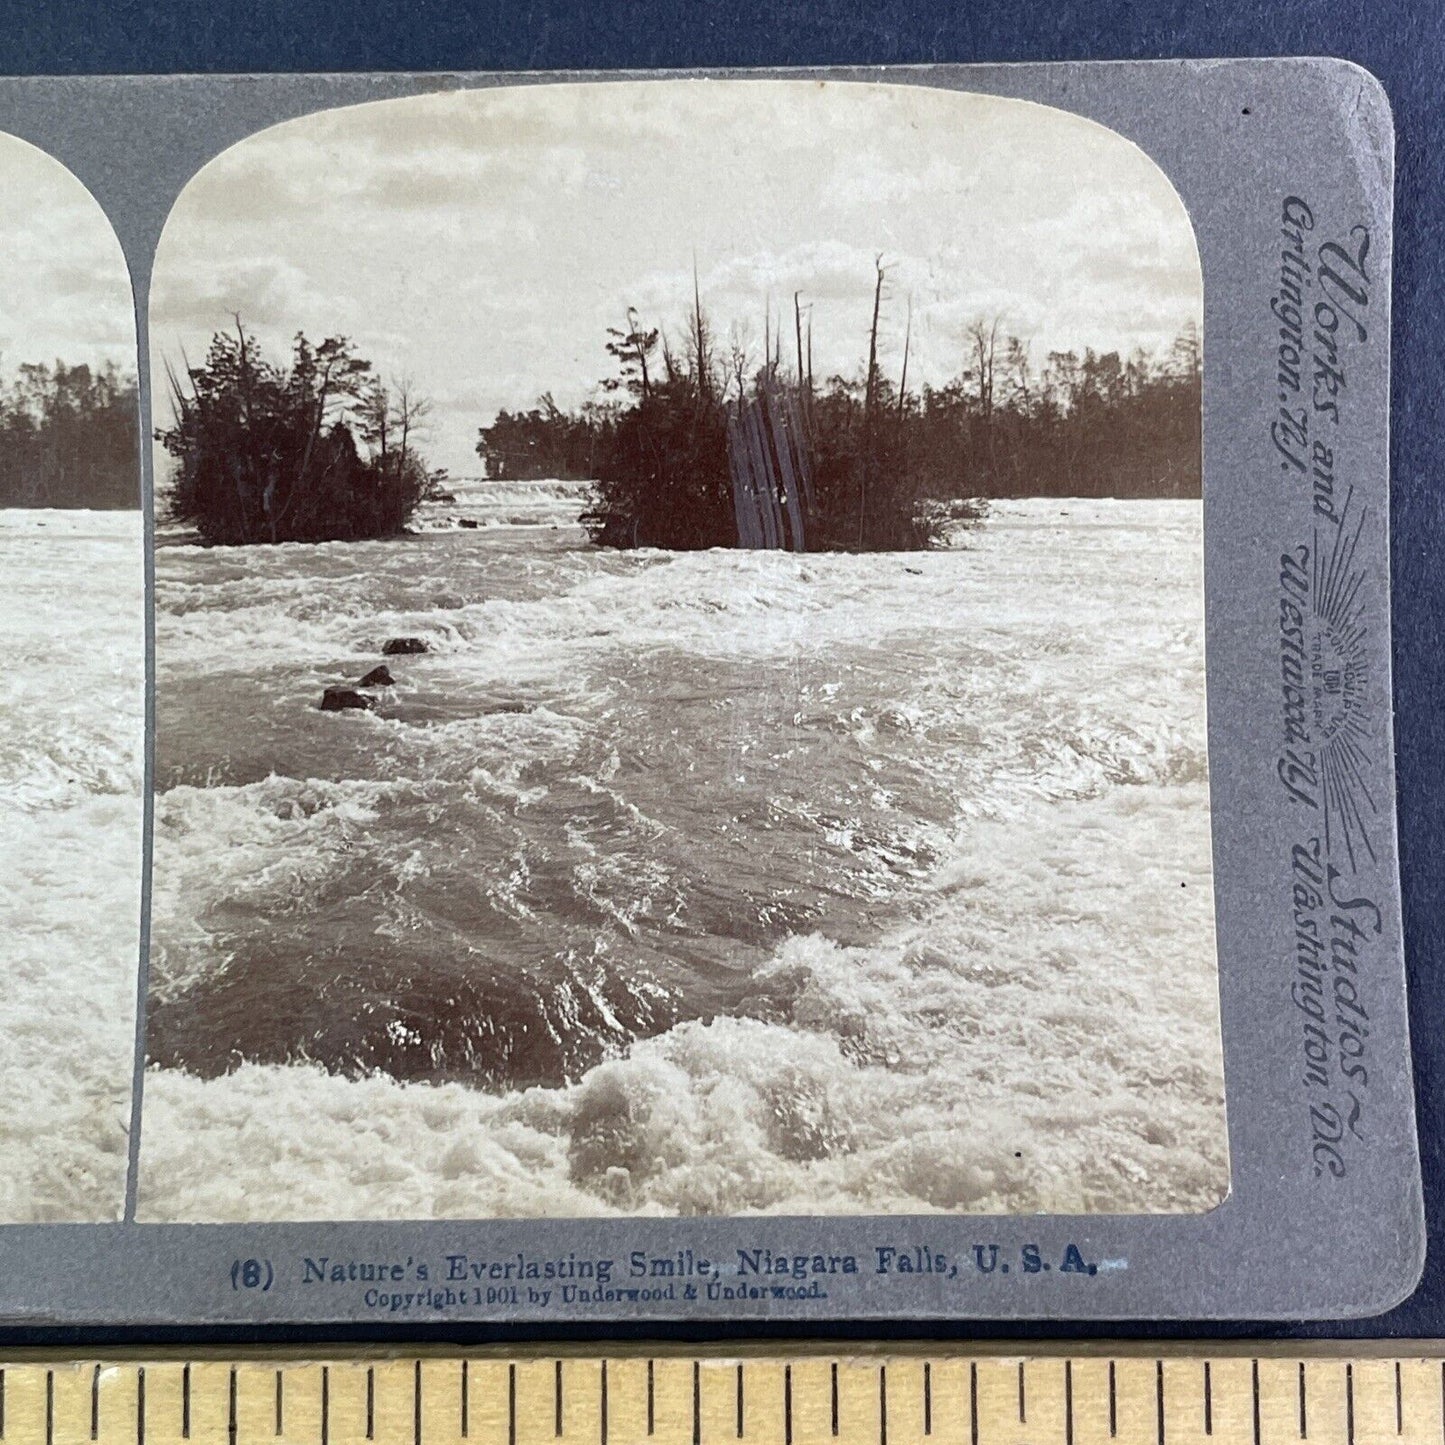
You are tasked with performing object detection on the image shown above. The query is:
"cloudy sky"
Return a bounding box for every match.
[152,80,1201,476]
[0,133,135,372]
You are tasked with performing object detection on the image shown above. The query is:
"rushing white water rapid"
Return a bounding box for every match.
[138,484,1227,1220]
[0,509,143,1222]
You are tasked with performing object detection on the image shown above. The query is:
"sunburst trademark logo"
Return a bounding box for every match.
[1277,487,1378,873]
[1309,492,1377,869]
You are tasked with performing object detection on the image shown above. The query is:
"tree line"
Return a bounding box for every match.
[478,267,1202,551]
[159,321,444,545]
[0,360,139,509]
[152,276,1202,549]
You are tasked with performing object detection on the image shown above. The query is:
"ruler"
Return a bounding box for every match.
[0,1350,1441,1445]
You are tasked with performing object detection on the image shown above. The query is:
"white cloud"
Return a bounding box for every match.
[0,133,134,371]
[152,80,1201,475]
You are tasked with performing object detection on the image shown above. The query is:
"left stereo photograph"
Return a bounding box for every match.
[0,131,144,1222]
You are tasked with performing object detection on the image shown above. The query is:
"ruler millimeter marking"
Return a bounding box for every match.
[0,1355,1444,1445]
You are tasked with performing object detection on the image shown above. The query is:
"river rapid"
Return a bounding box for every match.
[139,484,1227,1220]
[0,509,143,1222]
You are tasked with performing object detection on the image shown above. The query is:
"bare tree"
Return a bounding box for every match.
[967,316,1001,423]
[967,316,1003,487]
[864,256,887,422]
[690,257,714,401]
[860,255,888,547]
[358,374,432,516]
[392,375,430,479]
[727,320,753,401]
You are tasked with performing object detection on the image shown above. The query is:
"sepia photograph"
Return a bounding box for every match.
[136,79,1227,1222]
[0,132,144,1221]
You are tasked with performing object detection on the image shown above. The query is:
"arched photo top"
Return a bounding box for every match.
[150,78,1202,489]
[140,77,1224,1226]
[0,130,138,508]
[0,128,143,1224]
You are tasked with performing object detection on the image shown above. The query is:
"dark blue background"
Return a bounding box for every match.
[4,0,1441,1342]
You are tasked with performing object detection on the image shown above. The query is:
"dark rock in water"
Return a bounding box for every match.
[433,490,457,503]
[458,517,480,529]
[320,686,375,712]
[485,701,530,715]
[358,665,395,687]
[382,636,429,656]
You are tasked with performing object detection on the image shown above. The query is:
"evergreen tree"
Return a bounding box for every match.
[0,360,139,508]
[474,284,1204,552]
[158,321,439,545]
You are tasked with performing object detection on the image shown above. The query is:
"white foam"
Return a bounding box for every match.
[140,782,1224,1221]
[139,499,1226,1221]
[0,510,143,1222]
